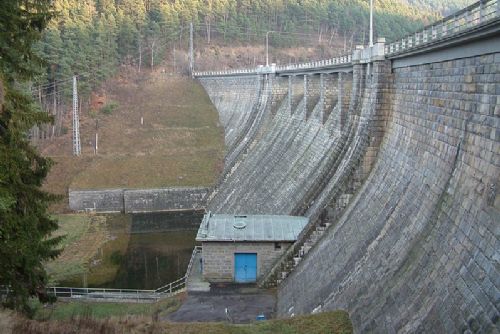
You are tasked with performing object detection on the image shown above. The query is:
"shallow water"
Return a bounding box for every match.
[59,210,203,289]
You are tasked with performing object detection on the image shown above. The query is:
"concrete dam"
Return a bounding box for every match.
[195,1,499,333]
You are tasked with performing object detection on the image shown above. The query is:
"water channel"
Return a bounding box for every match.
[59,210,203,290]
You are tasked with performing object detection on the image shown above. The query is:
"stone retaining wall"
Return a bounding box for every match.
[277,53,500,333]
[69,187,208,213]
[199,48,499,332]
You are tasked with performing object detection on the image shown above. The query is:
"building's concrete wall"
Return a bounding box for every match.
[277,53,500,333]
[69,187,208,213]
[202,241,290,282]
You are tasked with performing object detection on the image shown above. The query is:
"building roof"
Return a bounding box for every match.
[196,213,309,242]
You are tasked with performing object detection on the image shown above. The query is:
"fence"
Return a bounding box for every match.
[1,246,202,303]
[385,0,499,56]
[194,0,499,78]
[193,54,352,77]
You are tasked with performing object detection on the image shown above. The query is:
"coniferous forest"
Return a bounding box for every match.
[31,0,470,143]
[33,0,440,111]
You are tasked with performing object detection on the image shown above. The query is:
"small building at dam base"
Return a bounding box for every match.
[196,213,308,283]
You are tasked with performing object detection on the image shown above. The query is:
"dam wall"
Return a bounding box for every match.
[277,53,499,333]
[206,72,355,215]
[199,76,261,150]
[196,4,499,331]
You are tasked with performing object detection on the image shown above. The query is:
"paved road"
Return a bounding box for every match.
[166,286,276,323]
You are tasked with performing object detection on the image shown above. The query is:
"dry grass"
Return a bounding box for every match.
[9,308,353,334]
[31,294,184,321]
[40,71,225,212]
[0,309,15,334]
[45,214,110,285]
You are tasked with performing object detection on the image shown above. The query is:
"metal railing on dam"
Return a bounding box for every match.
[385,0,499,56]
[1,246,202,303]
[193,54,352,77]
[193,0,499,78]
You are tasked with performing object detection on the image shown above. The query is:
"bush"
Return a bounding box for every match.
[101,101,118,115]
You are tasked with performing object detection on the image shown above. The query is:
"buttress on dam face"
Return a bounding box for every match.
[194,3,499,333]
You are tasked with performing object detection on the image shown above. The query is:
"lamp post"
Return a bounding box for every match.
[369,0,374,47]
[266,31,277,67]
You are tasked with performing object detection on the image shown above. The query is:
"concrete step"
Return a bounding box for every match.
[188,282,210,293]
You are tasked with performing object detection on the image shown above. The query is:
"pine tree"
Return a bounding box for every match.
[0,0,62,315]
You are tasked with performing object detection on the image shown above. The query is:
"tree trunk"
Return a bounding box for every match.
[138,42,142,73]
[151,40,155,71]
[52,82,56,139]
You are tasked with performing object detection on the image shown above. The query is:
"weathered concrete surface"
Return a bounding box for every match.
[68,189,124,212]
[124,187,208,213]
[199,76,262,150]
[278,54,500,333]
[206,73,353,215]
[69,187,208,212]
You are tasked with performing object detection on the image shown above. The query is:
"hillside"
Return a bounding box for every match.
[401,0,475,15]
[32,0,440,114]
[41,69,225,212]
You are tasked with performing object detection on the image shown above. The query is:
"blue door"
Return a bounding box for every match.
[234,253,257,283]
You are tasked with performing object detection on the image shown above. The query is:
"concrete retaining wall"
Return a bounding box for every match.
[124,187,208,213]
[69,187,209,213]
[69,189,124,213]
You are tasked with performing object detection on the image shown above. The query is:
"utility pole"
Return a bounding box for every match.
[369,0,374,47]
[138,39,142,73]
[173,45,176,73]
[189,22,194,76]
[72,75,81,156]
[266,31,276,67]
[95,119,98,155]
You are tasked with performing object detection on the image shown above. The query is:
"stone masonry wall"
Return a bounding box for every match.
[278,53,500,333]
[69,189,124,212]
[69,187,208,213]
[124,187,208,213]
[202,241,289,282]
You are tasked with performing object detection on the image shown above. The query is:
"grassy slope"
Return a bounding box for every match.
[9,307,352,334]
[31,295,183,321]
[41,72,224,212]
[45,214,109,285]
